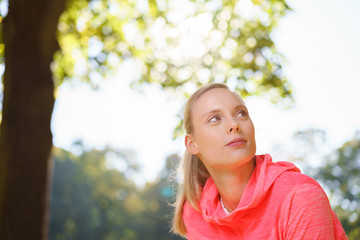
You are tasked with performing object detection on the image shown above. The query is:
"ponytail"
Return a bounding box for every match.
[171,150,210,236]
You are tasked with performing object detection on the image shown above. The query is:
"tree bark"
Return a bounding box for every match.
[0,0,66,239]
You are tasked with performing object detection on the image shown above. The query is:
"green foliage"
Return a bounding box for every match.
[136,0,293,102]
[50,145,140,239]
[52,0,136,87]
[136,154,182,239]
[50,0,293,104]
[313,133,360,239]
[50,146,182,239]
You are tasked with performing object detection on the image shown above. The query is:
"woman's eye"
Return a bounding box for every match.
[236,110,247,117]
[208,116,220,123]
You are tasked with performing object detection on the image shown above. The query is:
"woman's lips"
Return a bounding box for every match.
[226,138,247,147]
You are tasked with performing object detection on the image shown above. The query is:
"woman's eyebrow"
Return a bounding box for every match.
[234,104,247,110]
[201,104,247,119]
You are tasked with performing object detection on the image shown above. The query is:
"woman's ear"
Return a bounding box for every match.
[185,134,199,155]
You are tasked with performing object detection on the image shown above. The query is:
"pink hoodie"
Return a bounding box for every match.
[183,154,348,239]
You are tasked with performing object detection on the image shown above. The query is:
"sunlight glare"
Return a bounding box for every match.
[0,0,8,16]
[149,17,167,49]
[166,0,195,23]
[123,21,141,46]
[76,11,91,32]
[234,0,255,20]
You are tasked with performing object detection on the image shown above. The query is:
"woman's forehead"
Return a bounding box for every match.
[195,88,245,106]
[191,88,245,115]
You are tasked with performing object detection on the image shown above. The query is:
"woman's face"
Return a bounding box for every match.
[185,88,256,172]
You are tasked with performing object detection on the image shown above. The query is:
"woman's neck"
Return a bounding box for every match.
[209,157,256,213]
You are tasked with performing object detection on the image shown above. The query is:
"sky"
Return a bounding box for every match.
[52,0,360,185]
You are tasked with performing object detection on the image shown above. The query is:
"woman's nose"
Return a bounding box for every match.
[227,120,240,133]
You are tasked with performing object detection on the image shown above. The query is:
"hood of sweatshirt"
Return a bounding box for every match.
[199,154,300,224]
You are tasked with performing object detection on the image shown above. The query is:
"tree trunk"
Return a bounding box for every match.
[0,0,66,239]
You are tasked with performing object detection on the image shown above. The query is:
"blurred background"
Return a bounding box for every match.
[0,0,359,239]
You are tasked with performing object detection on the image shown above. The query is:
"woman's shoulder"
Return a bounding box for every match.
[257,154,321,190]
[272,166,323,192]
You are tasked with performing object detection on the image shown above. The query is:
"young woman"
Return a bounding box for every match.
[171,83,348,239]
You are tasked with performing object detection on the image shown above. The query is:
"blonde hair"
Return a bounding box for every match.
[171,83,230,237]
